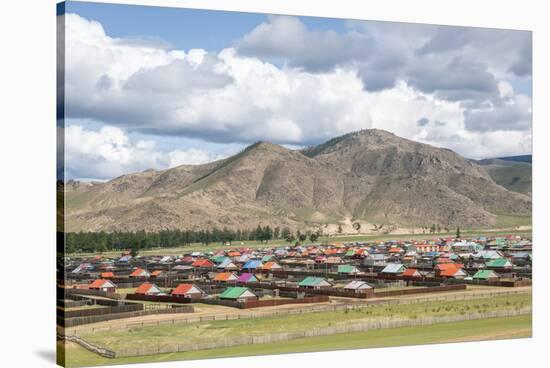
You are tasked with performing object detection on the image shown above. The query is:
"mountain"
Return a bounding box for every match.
[475,156,532,195]
[63,129,531,232]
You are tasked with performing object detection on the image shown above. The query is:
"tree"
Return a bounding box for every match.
[337,224,343,234]
[309,232,319,243]
[281,227,291,241]
[352,222,361,233]
[456,227,461,239]
[130,244,139,258]
[273,226,280,240]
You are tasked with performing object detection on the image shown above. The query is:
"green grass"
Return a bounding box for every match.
[60,314,531,367]
[81,293,531,352]
[487,164,532,195]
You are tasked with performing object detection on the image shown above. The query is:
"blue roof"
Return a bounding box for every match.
[242,260,262,269]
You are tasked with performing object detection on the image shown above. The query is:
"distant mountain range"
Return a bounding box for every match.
[63,129,531,232]
[475,155,532,196]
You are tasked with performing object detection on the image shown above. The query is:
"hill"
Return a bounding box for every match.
[63,129,531,232]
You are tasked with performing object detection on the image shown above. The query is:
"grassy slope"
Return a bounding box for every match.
[60,315,531,367]
[486,164,532,195]
[81,293,530,351]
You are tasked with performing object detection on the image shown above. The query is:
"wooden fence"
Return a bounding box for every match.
[67,288,529,335]
[71,307,531,358]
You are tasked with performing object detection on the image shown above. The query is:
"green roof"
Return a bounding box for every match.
[219,287,250,299]
[338,265,356,273]
[345,250,355,257]
[299,276,326,287]
[486,258,510,267]
[473,270,498,279]
[210,255,227,263]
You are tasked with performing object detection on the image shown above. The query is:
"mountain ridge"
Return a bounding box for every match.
[64,129,531,232]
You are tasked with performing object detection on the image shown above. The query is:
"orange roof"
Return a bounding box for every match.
[171,283,194,296]
[262,262,279,270]
[436,263,464,271]
[227,251,241,257]
[89,279,112,289]
[388,247,402,253]
[151,270,163,277]
[403,268,420,277]
[214,272,235,281]
[100,272,114,278]
[135,282,155,294]
[192,259,213,267]
[130,268,147,277]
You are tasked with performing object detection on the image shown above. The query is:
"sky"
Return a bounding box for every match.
[59,1,532,181]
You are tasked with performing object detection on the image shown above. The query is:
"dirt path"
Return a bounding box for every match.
[64,286,531,335]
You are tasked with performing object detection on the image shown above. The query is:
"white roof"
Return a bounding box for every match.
[344,280,372,290]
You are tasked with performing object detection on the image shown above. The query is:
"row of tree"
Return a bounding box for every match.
[64,226,323,254]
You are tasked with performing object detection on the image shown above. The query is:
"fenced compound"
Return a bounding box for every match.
[67,288,530,335]
[70,307,531,359]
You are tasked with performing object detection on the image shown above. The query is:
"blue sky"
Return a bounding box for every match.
[60,1,532,181]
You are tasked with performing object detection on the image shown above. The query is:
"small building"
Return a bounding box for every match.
[242,259,262,270]
[440,267,468,279]
[472,269,500,281]
[171,283,205,299]
[236,273,258,283]
[380,263,406,275]
[135,282,162,295]
[402,268,422,278]
[150,270,163,278]
[213,272,238,282]
[88,279,117,292]
[485,258,513,269]
[298,276,332,289]
[192,259,214,268]
[100,271,115,278]
[129,268,150,278]
[219,287,258,302]
[262,261,282,271]
[217,258,239,271]
[343,280,372,293]
[338,264,361,275]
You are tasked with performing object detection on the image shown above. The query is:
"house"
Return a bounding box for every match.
[337,265,361,275]
[88,279,117,292]
[191,259,214,268]
[71,263,93,274]
[150,270,163,278]
[486,258,513,269]
[440,267,468,279]
[343,280,372,293]
[219,287,258,302]
[217,258,239,271]
[262,261,282,271]
[171,283,205,299]
[129,268,150,278]
[236,273,258,283]
[298,276,332,289]
[475,250,503,260]
[363,254,386,266]
[135,282,162,295]
[213,272,238,282]
[242,259,262,270]
[472,269,500,281]
[100,271,114,278]
[403,268,422,278]
[380,263,406,275]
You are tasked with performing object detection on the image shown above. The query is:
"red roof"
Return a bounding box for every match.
[192,259,213,267]
[151,270,163,277]
[100,272,114,278]
[89,279,111,289]
[135,282,156,294]
[171,283,195,296]
[436,263,464,271]
[403,268,420,277]
[130,268,147,277]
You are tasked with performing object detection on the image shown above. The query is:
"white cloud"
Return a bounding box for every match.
[62,12,532,179]
[64,125,221,180]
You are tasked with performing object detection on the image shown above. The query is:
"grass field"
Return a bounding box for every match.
[81,293,530,352]
[59,314,531,367]
[68,229,532,258]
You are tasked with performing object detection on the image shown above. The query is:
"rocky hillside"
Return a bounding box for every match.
[63,129,532,232]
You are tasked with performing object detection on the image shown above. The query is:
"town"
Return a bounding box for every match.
[58,232,532,366]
